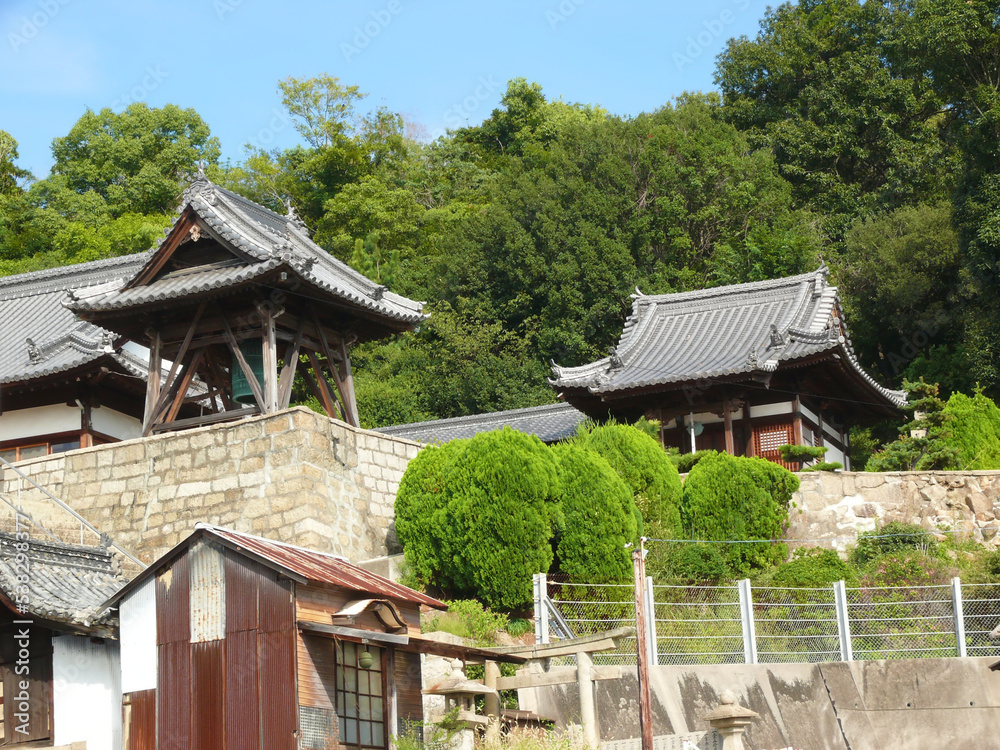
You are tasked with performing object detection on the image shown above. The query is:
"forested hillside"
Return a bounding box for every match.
[4,0,1000,457]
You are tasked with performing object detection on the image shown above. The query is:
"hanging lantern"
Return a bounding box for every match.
[231,338,264,405]
[358,645,374,670]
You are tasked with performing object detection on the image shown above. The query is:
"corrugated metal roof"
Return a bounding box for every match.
[378,402,587,445]
[550,267,905,409]
[69,174,426,328]
[204,525,445,609]
[108,524,445,611]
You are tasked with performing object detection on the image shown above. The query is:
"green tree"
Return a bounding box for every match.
[866,379,960,471]
[552,443,637,583]
[0,131,31,196]
[278,73,366,147]
[51,103,221,216]
[681,453,798,575]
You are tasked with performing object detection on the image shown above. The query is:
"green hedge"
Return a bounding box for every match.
[945,391,1000,469]
[681,453,799,576]
[575,423,683,538]
[552,443,637,582]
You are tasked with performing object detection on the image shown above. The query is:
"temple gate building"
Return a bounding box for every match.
[549,267,905,469]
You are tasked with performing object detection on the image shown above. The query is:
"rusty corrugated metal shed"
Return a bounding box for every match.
[124,688,156,750]
[156,554,190,645]
[259,629,297,749]
[191,640,225,749]
[224,630,260,750]
[107,524,446,611]
[157,641,191,748]
[204,525,446,608]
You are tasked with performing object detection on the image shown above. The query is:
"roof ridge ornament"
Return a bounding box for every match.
[26,337,43,364]
[183,161,211,203]
[768,323,785,347]
[608,345,624,371]
[746,349,761,369]
[285,199,308,235]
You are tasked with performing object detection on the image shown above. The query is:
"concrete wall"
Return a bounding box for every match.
[0,407,420,564]
[524,657,1000,750]
[788,470,1000,552]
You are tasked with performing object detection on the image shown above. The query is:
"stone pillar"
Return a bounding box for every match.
[484,660,501,743]
[577,650,598,746]
[703,691,758,750]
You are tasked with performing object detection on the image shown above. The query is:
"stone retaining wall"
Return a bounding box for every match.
[788,470,1000,551]
[0,406,420,564]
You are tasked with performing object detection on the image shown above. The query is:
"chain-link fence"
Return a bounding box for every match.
[536,574,1000,665]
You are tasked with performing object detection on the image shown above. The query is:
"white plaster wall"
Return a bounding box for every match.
[53,635,122,750]
[0,405,80,442]
[91,407,142,441]
[824,442,846,467]
[119,577,156,694]
[749,401,795,419]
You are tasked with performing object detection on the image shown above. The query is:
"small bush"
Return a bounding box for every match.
[673,449,717,474]
[778,444,828,463]
[681,453,799,576]
[551,443,637,583]
[850,521,937,567]
[662,543,730,581]
[575,423,683,538]
[800,461,843,473]
[859,549,956,587]
[760,548,856,587]
[422,599,511,646]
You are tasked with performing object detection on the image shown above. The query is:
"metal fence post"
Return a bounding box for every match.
[645,575,658,667]
[538,573,550,644]
[533,574,542,642]
[834,580,853,661]
[738,579,758,664]
[952,577,968,658]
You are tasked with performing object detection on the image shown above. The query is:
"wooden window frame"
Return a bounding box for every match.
[336,641,388,750]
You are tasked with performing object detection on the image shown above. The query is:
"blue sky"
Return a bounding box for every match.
[1,0,771,179]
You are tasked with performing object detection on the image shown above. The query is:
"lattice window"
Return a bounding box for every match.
[757,429,787,453]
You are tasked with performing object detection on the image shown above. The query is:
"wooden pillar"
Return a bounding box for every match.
[743,403,755,457]
[724,400,735,455]
[80,401,93,448]
[142,330,162,434]
[577,650,598,746]
[793,395,803,446]
[484,660,501,743]
[261,306,278,413]
[338,339,359,427]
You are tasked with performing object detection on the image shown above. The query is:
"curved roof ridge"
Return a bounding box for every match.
[631,266,827,307]
[0,254,148,301]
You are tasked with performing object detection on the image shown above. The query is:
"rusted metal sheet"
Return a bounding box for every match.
[191,640,225,750]
[208,526,445,608]
[225,629,260,750]
[156,552,191,645]
[260,629,298,750]
[124,689,156,750]
[189,539,226,642]
[121,576,157,692]
[224,547,263,633]
[259,574,295,633]
[157,641,191,750]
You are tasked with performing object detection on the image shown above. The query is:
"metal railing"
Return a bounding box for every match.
[534,574,1000,665]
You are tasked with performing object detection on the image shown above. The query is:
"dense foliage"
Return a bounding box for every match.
[680,453,799,575]
[573,423,682,539]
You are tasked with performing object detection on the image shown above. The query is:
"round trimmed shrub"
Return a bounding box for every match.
[442,428,561,609]
[551,443,637,583]
[945,391,1000,469]
[575,423,683,538]
[680,453,798,575]
[394,439,468,590]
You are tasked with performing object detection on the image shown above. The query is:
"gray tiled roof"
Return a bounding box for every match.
[0,255,147,385]
[377,402,587,445]
[69,175,426,327]
[550,267,906,407]
[0,532,127,632]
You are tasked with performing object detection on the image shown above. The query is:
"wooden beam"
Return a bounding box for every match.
[489,627,635,658]
[311,311,356,425]
[221,312,266,409]
[724,399,735,455]
[146,301,207,429]
[142,330,162,435]
[305,351,341,420]
[338,338,359,427]
[203,350,237,411]
[495,665,622,691]
[152,405,260,433]
[261,305,278,413]
[277,318,307,409]
[163,349,205,425]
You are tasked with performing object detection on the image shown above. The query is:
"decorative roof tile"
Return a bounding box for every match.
[0,532,127,631]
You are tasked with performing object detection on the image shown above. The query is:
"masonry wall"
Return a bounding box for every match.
[0,407,421,564]
[787,470,1000,551]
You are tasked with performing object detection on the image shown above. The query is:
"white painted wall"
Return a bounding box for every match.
[53,635,122,750]
[91,407,142,441]
[120,577,157,694]
[749,401,795,419]
[0,404,80,442]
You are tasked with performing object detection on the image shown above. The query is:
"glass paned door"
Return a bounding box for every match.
[337,642,387,750]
